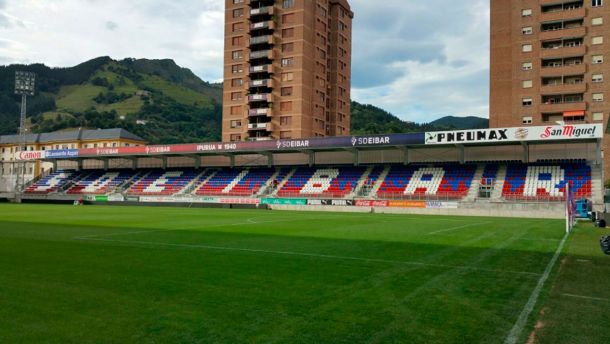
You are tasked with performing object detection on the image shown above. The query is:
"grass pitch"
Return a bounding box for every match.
[0,204,608,343]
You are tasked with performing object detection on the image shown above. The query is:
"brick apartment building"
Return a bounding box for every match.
[222,0,353,142]
[490,0,610,176]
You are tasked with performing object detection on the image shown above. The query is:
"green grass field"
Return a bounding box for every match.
[0,204,608,343]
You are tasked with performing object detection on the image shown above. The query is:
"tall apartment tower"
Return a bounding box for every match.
[490,0,609,170]
[222,0,354,142]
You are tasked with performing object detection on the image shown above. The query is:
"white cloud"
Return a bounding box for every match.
[0,0,491,121]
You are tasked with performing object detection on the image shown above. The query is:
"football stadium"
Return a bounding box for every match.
[1,124,610,343]
[2,0,610,343]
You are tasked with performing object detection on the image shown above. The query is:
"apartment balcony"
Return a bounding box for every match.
[541,45,586,59]
[249,136,273,142]
[248,108,273,117]
[540,26,586,41]
[540,7,586,22]
[248,93,272,103]
[540,101,587,113]
[249,64,274,74]
[541,82,587,95]
[250,6,275,17]
[249,79,273,88]
[249,50,273,61]
[541,63,586,77]
[248,122,273,131]
[250,21,275,31]
[250,35,274,46]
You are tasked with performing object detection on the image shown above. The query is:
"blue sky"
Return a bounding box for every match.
[0,0,490,122]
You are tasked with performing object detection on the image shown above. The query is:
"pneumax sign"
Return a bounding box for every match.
[425,124,603,145]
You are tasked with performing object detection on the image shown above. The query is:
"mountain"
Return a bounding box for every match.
[1,57,488,144]
[0,57,222,144]
[430,116,488,130]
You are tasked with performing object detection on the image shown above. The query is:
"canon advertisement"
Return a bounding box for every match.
[425,124,602,145]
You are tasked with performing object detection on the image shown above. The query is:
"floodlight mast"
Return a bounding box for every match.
[14,71,36,195]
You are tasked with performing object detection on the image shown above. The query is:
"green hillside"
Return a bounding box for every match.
[0,57,222,144]
[0,57,487,144]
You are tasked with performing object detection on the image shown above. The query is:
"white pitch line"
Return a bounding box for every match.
[562,293,610,302]
[74,237,542,277]
[428,222,492,235]
[503,231,569,344]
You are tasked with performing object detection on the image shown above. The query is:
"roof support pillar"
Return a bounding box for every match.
[77,159,83,171]
[399,146,409,165]
[103,159,109,171]
[456,144,465,164]
[307,151,315,167]
[522,142,529,163]
[193,156,201,169]
[265,153,274,168]
[596,139,602,166]
[52,160,58,172]
[130,157,138,170]
[353,149,360,166]
[161,156,168,170]
[230,155,235,168]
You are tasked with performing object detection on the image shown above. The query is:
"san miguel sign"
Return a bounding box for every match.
[425,124,602,145]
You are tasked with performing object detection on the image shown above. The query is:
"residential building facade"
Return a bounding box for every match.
[222,0,354,142]
[490,0,610,174]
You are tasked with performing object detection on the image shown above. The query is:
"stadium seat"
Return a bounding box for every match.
[277,166,368,198]
[501,161,592,201]
[127,169,199,196]
[376,164,476,200]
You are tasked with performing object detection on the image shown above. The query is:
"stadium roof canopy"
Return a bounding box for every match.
[25,124,602,165]
[0,128,145,145]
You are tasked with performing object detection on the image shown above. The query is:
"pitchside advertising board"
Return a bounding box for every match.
[425,123,602,145]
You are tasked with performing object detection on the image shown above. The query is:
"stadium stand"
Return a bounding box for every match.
[127,169,199,196]
[23,160,594,202]
[66,170,135,195]
[25,170,85,194]
[194,167,283,196]
[376,164,477,199]
[501,161,591,200]
[277,166,368,198]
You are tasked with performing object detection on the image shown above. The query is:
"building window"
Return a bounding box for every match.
[592,55,604,64]
[231,78,243,87]
[592,36,604,45]
[281,72,294,82]
[230,106,242,115]
[281,87,293,96]
[522,27,533,35]
[592,17,604,25]
[282,28,295,38]
[281,43,294,53]
[522,80,533,88]
[232,50,243,60]
[231,64,243,74]
[593,93,604,102]
[233,0,244,3]
[232,36,243,46]
[280,131,292,139]
[522,117,533,125]
[593,74,604,83]
[522,62,533,70]
[593,112,604,121]
[231,92,242,101]
[592,0,603,7]
[280,116,292,126]
[283,0,294,9]
[280,101,293,112]
[232,22,244,32]
[230,134,241,142]
[522,98,533,106]
[230,120,242,128]
[522,9,532,16]
[281,58,294,67]
[522,44,533,52]
[232,8,244,18]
